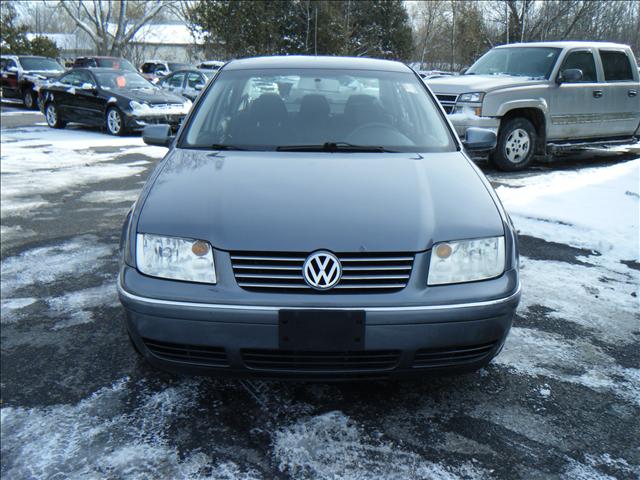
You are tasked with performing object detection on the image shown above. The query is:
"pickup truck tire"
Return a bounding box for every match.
[491,117,536,171]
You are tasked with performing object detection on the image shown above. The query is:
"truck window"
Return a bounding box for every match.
[561,51,597,82]
[599,50,633,81]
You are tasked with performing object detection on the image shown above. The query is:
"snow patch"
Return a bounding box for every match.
[496,328,640,406]
[495,159,640,264]
[274,411,490,479]
[0,378,262,480]
[0,236,114,298]
[80,189,140,204]
[48,282,119,329]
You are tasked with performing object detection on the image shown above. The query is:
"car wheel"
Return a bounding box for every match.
[490,117,536,171]
[106,107,126,136]
[45,102,65,129]
[23,89,37,110]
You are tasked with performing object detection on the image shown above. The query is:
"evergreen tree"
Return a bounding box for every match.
[0,4,31,54]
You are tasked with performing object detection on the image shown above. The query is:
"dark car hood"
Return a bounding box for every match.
[138,150,504,252]
[112,87,185,105]
[24,70,64,80]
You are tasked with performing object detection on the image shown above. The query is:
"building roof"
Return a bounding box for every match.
[224,55,411,72]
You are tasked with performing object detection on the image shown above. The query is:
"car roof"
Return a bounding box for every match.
[224,55,411,72]
[2,55,51,59]
[76,56,126,60]
[495,41,630,50]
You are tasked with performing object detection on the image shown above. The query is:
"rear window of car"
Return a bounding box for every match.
[599,50,634,81]
[181,68,455,153]
[96,58,137,72]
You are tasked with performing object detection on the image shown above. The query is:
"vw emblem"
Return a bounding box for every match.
[303,251,342,290]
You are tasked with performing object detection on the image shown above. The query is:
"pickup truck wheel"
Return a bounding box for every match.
[23,89,37,110]
[491,118,536,171]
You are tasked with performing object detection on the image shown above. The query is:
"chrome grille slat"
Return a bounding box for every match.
[231,251,414,294]
[435,94,458,114]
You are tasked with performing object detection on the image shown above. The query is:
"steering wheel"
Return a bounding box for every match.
[346,122,400,142]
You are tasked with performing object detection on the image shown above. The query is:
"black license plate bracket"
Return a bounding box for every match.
[279,310,365,351]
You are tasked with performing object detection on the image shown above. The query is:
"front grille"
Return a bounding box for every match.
[242,349,401,372]
[435,94,458,114]
[143,338,228,367]
[412,341,496,368]
[230,251,414,293]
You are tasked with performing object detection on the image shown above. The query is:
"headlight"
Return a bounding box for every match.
[136,234,216,284]
[428,236,505,286]
[129,100,150,115]
[457,92,484,103]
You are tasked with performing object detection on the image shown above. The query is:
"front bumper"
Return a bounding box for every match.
[125,113,185,131]
[447,113,501,138]
[118,264,520,379]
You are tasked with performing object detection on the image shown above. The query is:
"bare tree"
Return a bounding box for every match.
[59,0,167,55]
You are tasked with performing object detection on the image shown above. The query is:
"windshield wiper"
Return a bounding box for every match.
[210,144,248,151]
[276,142,397,153]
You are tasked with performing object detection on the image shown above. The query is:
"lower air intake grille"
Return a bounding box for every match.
[230,251,414,293]
[413,342,496,368]
[242,349,401,372]
[143,338,228,367]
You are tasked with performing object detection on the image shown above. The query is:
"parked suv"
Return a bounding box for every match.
[426,41,640,170]
[139,60,191,83]
[0,55,65,109]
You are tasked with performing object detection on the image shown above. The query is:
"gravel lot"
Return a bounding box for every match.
[1,100,639,480]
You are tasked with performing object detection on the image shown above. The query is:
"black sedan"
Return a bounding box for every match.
[39,68,192,135]
[158,69,216,101]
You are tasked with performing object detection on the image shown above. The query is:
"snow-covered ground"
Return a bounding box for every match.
[1,115,639,479]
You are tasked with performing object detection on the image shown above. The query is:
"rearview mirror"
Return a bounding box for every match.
[143,124,173,147]
[557,68,583,84]
[462,127,497,151]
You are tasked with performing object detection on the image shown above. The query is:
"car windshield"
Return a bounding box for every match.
[96,58,137,71]
[93,71,153,90]
[19,57,62,71]
[169,62,190,71]
[181,68,454,152]
[466,47,561,79]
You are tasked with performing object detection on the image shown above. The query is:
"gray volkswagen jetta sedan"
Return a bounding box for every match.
[118,56,521,379]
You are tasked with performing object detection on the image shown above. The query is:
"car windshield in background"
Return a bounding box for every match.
[96,58,137,71]
[20,57,62,71]
[182,68,454,153]
[168,63,190,71]
[93,71,153,90]
[466,47,561,79]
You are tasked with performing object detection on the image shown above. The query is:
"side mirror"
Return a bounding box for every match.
[463,127,497,151]
[155,69,169,77]
[7,66,18,73]
[557,68,583,84]
[143,124,173,147]
[81,82,96,91]
[194,83,204,91]
[459,67,468,75]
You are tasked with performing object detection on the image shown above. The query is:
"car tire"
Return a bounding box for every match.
[23,89,37,110]
[105,107,126,136]
[44,102,65,129]
[490,117,537,171]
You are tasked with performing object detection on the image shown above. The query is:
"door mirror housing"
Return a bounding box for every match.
[557,68,583,84]
[459,67,468,75]
[462,127,497,151]
[143,124,173,147]
[81,82,96,91]
[7,66,18,73]
[194,83,204,91]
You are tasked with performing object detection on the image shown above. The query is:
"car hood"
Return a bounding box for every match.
[138,150,504,253]
[113,87,185,105]
[425,74,545,94]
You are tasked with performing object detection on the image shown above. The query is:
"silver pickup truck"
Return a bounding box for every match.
[426,41,640,170]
